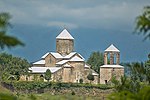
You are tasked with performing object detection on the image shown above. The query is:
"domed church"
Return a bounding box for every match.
[21,29,99,84]
[20,29,124,84]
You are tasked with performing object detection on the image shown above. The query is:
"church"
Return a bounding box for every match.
[20,29,124,84]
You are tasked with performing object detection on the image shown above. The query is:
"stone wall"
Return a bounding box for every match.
[69,62,85,83]
[56,39,74,55]
[100,67,124,84]
[62,67,72,82]
[45,54,56,67]
[52,68,63,82]
[43,87,113,99]
[2,82,113,99]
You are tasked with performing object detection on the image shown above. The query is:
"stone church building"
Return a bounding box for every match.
[100,44,124,84]
[20,29,124,84]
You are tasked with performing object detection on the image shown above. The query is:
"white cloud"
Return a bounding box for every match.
[0,0,149,30]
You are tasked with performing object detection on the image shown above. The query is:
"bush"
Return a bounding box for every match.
[71,91,75,95]
[79,79,83,84]
[3,81,112,93]
[28,94,37,100]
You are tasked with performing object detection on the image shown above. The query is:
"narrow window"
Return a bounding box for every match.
[50,57,52,63]
[105,80,107,84]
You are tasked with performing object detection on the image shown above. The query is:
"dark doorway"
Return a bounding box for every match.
[105,80,107,84]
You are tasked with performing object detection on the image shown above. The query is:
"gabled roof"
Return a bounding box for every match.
[41,52,63,59]
[64,52,76,59]
[56,60,69,65]
[41,52,84,60]
[69,56,84,62]
[77,53,85,60]
[56,29,74,39]
[33,60,45,65]
[85,64,90,68]
[29,67,62,73]
[105,44,120,52]
[92,72,99,76]
[91,70,99,76]
[51,52,63,58]
[41,52,49,58]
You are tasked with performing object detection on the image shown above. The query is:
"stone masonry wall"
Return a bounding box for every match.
[69,62,85,83]
[56,39,74,55]
[45,54,56,67]
[100,67,124,84]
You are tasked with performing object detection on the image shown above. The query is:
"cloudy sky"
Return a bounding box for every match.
[0,0,150,62]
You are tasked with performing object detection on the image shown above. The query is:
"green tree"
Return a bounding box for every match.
[111,75,141,93]
[135,6,150,40]
[127,61,150,84]
[0,53,31,81]
[87,51,104,73]
[44,69,51,82]
[0,12,24,49]
[87,72,94,84]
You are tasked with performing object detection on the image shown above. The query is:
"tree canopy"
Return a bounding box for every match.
[0,53,31,81]
[44,69,51,82]
[87,51,104,73]
[0,12,24,49]
[135,6,150,40]
[87,72,94,84]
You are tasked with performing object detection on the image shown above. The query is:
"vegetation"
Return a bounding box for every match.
[44,69,51,82]
[87,51,104,73]
[109,53,150,99]
[2,81,112,91]
[87,72,94,84]
[135,6,150,40]
[79,79,83,84]
[0,53,31,82]
[0,82,111,100]
[108,86,150,100]
[0,12,24,49]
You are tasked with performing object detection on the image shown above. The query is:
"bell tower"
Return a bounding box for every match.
[104,44,120,65]
[100,44,124,84]
[56,29,74,56]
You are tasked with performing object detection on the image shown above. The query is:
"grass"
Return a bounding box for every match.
[0,85,11,93]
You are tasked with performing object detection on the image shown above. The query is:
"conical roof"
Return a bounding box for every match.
[105,44,120,52]
[56,29,74,39]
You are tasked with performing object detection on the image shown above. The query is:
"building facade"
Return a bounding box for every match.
[20,29,98,84]
[100,44,124,84]
[20,29,124,84]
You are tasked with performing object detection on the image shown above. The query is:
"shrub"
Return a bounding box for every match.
[79,79,83,84]
[71,91,75,95]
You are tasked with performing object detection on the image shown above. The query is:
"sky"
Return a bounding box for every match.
[0,0,150,63]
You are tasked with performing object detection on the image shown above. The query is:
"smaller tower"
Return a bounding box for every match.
[100,44,124,84]
[104,44,120,65]
[56,29,74,56]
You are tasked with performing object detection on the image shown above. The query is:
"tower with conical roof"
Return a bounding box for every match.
[104,44,120,65]
[56,29,74,56]
[100,44,124,84]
